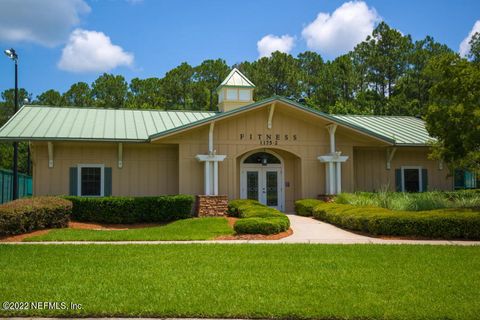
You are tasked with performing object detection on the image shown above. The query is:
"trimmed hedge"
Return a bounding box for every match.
[295,199,324,216]
[228,199,290,235]
[64,195,195,224]
[311,202,480,240]
[0,197,71,236]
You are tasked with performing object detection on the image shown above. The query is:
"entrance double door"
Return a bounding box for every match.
[241,167,283,211]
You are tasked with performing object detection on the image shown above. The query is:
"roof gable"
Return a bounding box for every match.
[218,68,255,88]
[148,96,396,144]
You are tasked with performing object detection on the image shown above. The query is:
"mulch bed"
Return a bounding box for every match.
[0,229,51,242]
[216,228,293,240]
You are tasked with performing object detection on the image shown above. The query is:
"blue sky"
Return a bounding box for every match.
[0,0,479,99]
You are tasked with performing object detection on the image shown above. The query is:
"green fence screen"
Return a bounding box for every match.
[0,168,32,204]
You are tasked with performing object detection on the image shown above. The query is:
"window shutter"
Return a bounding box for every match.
[395,169,402,192]
[69,167,78,195]
[421,169,428,192]
[104,167,112,196]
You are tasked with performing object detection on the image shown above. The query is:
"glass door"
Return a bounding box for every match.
[246,170,260,201]
[265,170,279,208]
[240,162,284,211]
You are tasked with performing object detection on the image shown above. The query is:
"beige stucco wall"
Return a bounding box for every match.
[354,147,453,191]
[31,142,178,196]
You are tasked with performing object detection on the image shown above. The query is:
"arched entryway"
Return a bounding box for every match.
[239,150,285,211]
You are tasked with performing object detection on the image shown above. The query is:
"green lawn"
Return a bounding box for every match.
[0,244,479,319]
[25,217,233,241]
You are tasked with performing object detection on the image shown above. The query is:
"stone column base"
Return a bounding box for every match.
[196,195,228,217]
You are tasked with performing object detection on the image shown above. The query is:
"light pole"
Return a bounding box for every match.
[4,48,19,200]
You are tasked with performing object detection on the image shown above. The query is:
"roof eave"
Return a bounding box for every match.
[0,137,148,143]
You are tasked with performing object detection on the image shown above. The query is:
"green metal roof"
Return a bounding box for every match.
[0,105,216,142]
[332,115,433,145]
[0,98,433,145]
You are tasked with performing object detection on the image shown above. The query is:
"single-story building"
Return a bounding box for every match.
[0,69,455,212]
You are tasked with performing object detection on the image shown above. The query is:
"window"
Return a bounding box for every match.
[239,89,251,101]
[400,166,426,192]
[244,152,281,165]
[78,165,104,196]
[454,169,478,189]
[403,168,420,192]
[226,88,238,100]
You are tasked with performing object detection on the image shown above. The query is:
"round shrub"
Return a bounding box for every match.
[229,199,290,235]
[234,217,289,235]
[0,196,72,236]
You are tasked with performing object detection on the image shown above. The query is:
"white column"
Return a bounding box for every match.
[329,162,335,195]
[325,165,330,195]
[326,124,337,154]
[204,160,211,195]
[336,162,342,194]
[208,122,215,153]
[213,161,219,195]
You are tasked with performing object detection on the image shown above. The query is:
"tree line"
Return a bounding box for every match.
[0,22,479,173]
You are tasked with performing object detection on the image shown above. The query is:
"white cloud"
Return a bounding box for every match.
[58,29,134,73]
[0,0,90,47]
[301,1,380,57]
[257,34,295,58]
[459,20,480,57]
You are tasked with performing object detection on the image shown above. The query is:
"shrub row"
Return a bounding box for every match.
[0,197,71,236]
[294,199,324,216]
[307,201,480,240]
[64,195,195,224]
[228,199,290,235]
[334,190,480,211]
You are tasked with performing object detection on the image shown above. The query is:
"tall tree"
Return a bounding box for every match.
[354,22,413,114]
[36,89,64,106]
[239,51,301,100]
[0,88,31,173]
[468,32,480,64]
[297,51,324,101]
[63,82,93,107]
[91,73,128,109]
[390,36,452,116]
[424,52,480,171]
[161,62,194,109]
[127,77,165,109]
[193,59,229,110]
[0,88,30,125]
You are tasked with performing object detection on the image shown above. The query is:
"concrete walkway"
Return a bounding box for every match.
[281,214,480,245]
[1,215,479,246]
[282,214,372,242]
